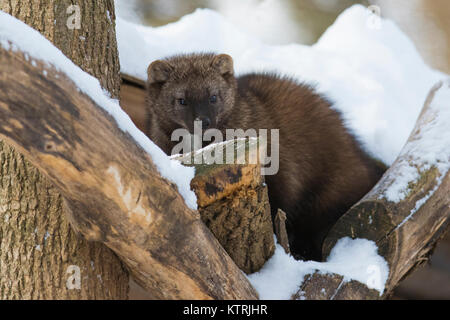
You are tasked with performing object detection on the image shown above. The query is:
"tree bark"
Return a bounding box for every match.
[0,1,129,299]
[196,183,274,274]
[294,80,450,300]
[0,44,258,300]
[0,0,121,98]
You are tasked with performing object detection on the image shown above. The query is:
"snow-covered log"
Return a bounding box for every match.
[296,80,450,300]
[0,40,258,299]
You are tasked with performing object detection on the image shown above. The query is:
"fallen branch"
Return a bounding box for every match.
[0,43,257,299]
[295,80,450,300]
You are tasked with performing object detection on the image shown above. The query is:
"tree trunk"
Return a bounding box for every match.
[178,139,275,274]
[0,1,129,299]
[0,0,121,98]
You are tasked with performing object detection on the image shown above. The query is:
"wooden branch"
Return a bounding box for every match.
[274,209,290,254]
[0,44,258,299]
[295,80,450,300]
[121,72,146,88]
[293,273,380,300]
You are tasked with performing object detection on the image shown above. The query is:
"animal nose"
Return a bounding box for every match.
[199,117,211,129]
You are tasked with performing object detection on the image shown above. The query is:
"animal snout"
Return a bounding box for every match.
[196,117,211,129]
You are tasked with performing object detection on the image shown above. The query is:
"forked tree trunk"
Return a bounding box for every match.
[0,1,129,299]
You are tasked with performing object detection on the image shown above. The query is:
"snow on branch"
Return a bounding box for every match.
[0,12,257,300]
[0,10,196,210]
[315,80,450,300]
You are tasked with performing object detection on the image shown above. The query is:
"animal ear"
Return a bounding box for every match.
[147,60,173,84]
[212,54,234,76]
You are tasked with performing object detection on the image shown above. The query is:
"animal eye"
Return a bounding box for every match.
[210,95,217,103]
[178,98,187,106]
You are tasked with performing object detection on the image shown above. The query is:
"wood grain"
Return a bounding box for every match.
[0,44,258,300]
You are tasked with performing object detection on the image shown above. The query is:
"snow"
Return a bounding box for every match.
[396,179,439,230]
[382,80,450,203]
[248,237,389,299]
[114,0,143,24]
[116,9,261,82]
[209,0,309,45]
[116,4,446,167]
[0,10,197,210]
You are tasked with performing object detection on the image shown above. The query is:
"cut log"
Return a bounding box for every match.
[196,183,274,274]
[174,139,275,274]
[294,80,450,300]
[0,43,258,299]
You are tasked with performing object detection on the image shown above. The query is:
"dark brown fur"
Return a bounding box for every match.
[145,53,385,261]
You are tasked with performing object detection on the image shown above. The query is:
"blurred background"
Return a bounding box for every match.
[115,0,449,74]
[116,0,450,299]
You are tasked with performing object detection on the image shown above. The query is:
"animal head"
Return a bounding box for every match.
[146,53,237,133]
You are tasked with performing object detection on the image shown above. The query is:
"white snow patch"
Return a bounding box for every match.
[247,237,389,300]
[114,0,143,24]
[383,80,450,202]
[383,165,420,202]
[116,5,446,167]
[0,11,197,210]
[210,0,308,45]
